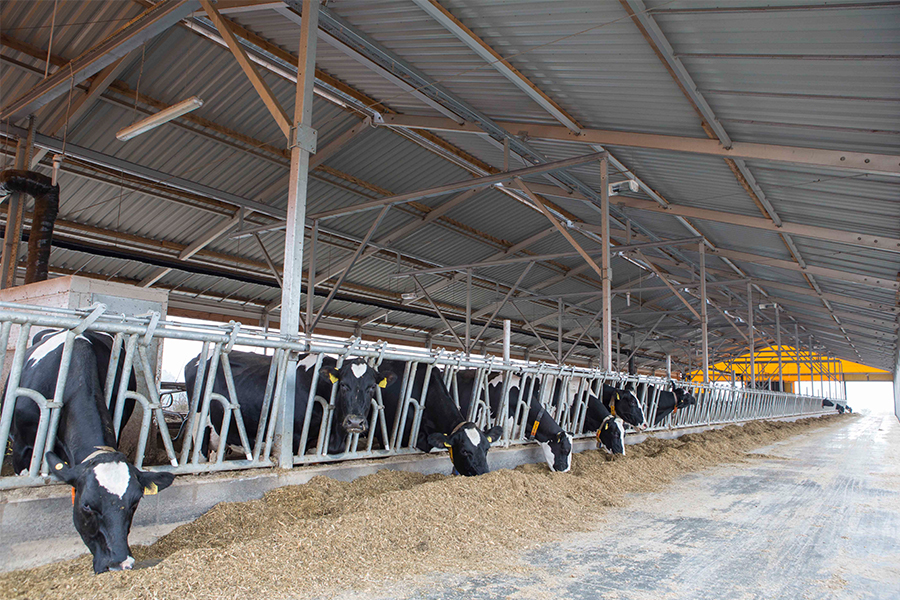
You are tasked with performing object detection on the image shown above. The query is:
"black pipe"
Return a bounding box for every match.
[0,170,59,284]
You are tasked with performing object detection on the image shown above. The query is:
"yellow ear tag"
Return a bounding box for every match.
[378,378,388,388]
[328,373,339,384]
[143,482,158,496]
[487,436,493,443]
[443,441,451,448]
[55,463,64,470]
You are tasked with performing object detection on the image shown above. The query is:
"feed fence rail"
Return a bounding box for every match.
[0,303,831,489]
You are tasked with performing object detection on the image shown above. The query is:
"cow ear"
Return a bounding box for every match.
[484,426,503,444]
[46,452,78,486]
[319,366,340,385]
[376,371,397,389]
[427,432,450,450]
[137,470,175,496]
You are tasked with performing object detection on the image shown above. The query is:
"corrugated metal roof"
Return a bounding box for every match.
[1,0,896,368]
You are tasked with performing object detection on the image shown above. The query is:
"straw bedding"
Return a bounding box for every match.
[0,415,846,600]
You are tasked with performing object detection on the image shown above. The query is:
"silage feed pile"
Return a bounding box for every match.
[1,415,845,600]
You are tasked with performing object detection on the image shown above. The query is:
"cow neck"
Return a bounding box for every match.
[529,400,563,443]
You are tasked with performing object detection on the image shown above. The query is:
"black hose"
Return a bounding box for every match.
[0,170,60,284]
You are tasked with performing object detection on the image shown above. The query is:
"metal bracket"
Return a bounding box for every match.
[72,303,107,335]
[289,124,318,154]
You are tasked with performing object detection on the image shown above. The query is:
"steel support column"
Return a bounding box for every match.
[748,282,755,387]
[276,0,318,468]
[776,305,783,389]
[600,156,613,370]
[700,242,709,383]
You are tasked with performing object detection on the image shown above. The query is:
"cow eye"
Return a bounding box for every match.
[81,503,95,514]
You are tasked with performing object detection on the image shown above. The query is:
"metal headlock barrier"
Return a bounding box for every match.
[0,303,831,490]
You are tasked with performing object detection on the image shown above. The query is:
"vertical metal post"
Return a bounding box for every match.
[699,242,709,383]
[305,219,318,336]
[465,268,472,355]
[794,324,800,394]
[615,317,620,372]
[775,305,782,391]
[666,354,671,379]
[808,335,815,396]
[276,0,319,468]
[748,283,755,388]
[503,319,511,365]
[558,297,563,364]
[600,155,612,371]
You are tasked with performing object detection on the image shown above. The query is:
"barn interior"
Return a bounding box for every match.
[0,0,899,594]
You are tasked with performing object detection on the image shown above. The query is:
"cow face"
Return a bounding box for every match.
[428,424,503,476]
[320,361,396,434]
[611,388,646,429]
[596,417,625,455]
[539,431,573,472]
[674,387,697,410]
[46,451,174,574]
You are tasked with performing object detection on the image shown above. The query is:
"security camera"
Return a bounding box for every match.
[608,180,639,196]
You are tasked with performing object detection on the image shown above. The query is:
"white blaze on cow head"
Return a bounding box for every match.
[320,360,397,434]
[428,423,503,476]
[46,450,174,574]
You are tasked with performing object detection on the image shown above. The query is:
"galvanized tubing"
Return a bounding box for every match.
[0,303,833,489]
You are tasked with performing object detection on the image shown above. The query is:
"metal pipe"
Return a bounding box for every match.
[700,242,709,383]
[601,156,612,370]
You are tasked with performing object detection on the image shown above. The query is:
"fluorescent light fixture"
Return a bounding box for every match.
[116,96,204,141]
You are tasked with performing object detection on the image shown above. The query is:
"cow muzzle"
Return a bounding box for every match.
[342,414,368,433]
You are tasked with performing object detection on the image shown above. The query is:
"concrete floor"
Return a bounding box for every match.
[346,409,900,600]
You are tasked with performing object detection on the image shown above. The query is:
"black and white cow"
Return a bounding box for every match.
[834,402,852,414]
[635,381,697,426]
[603,383,647,429]
[184,351,394,456]
[453,371,573,472]
[378,361,502,476]
[822,399,835,408]
[8,329,174,574]
[578,385,626,455]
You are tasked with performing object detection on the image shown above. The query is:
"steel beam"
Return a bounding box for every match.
[200,0,291,137]
[600,157,613,371]
[1,1,197,120]
[377,114,900,177]
[581,196,900,256]
[710,248,900,291]
[307,151,603,220]
[410,0,582,133]
[392,236,702,277]
[0,124,285,219]
[700,243,709,382]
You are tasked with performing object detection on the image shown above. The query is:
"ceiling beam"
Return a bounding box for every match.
[1,0,197,120]
[377,115,900,177]
[409,0,583,133]
[709,248,900,291]
[575,189,900,257]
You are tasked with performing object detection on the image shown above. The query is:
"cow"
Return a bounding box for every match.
[577,385,626,455]
[184,351,394,457]
[453,371,574,472]
[604,383,647,429]
[834,403,852,414]
[634,381,697,426]
[8,329,174,574]
[378,361,502,476]
[822,399,835,407]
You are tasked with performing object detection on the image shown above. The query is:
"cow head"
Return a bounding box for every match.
[428,423,503,476]
[610,387,646,429]
[46,450,174,574]
[673,386,697,410]
[538,431,573,473]
[822,399,835,407]
[320,360,396,434]
[596,416,625,455]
